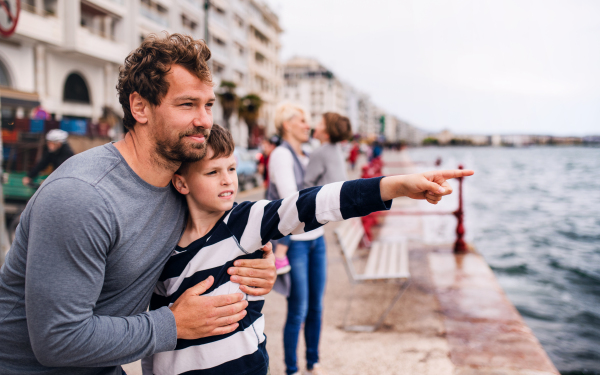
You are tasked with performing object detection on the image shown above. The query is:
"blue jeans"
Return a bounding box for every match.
[283,236,327,374]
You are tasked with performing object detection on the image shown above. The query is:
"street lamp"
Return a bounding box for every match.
[204,0,209,44]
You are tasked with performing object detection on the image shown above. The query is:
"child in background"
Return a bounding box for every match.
[144,125,472,375]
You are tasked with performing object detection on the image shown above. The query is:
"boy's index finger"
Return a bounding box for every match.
[438,169,475,180]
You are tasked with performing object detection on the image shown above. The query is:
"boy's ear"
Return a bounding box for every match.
[172,174,189,195]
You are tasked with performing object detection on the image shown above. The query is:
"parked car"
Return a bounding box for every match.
[234,148,259,191]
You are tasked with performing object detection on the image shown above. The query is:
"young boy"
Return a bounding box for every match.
[144,125,472,375]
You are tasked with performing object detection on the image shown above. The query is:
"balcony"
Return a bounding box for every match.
[139,7,169,27]
[16,2,62,45]
[75,26,129,64]
[83,0,126,17]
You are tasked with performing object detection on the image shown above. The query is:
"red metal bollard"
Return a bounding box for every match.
[453,165,467,254]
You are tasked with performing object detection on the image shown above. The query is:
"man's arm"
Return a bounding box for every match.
[25,179,176,367]
[26,148,51,179]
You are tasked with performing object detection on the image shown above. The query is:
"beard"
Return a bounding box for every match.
[155,127,211,163]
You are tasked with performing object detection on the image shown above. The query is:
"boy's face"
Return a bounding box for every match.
[179,148,238,213]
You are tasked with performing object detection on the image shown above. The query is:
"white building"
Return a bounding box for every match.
[283,57,348,127]
[0,0,281,145]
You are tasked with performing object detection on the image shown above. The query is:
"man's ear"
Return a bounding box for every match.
[172,174,189,195]
[130,92,149,125]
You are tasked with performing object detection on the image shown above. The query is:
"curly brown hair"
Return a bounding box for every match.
[117,33,212,130]
[322,112,352,143]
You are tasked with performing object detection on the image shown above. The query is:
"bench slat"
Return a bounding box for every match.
[344,220,364,259]
[399,239,409,276]
[388,242,399,275]
[364,242,381,276]
[376,242,389,276]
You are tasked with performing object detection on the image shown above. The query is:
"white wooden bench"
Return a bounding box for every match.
[335,217,411,332]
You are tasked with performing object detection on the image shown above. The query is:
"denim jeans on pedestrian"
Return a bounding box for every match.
[283,236,327,375]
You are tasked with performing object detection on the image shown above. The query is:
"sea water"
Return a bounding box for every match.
[407,146,600,375]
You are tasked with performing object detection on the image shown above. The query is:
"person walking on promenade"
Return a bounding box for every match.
[22,129,74,186]
[0,33,276,375]
[304,112,352,187]
[266,103,326,374]
[348,140,360,171]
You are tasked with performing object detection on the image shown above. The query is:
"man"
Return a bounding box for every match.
[0,33,276,374]
[22,129,74,186]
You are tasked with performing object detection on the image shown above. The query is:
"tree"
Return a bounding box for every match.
[238,93,263,148]
[216,81,237,130]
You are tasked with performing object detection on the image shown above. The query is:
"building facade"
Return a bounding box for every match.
[283,57,348,127]
[0,0,282,145]
[283,56,425,144]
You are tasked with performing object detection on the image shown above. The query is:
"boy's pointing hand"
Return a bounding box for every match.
[380,169,474,204]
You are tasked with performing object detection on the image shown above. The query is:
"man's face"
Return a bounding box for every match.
[148,65,215,163]
[182,148,238,214]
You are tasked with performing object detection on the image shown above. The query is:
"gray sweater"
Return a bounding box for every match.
[304,142,348,188]
[0,144,185,375]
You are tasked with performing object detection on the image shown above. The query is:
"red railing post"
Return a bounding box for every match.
[453,165,467,253]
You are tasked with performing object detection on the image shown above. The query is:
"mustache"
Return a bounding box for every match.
[180,128,210,139]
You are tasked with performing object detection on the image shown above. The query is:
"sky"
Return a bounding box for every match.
[263,0,600,136]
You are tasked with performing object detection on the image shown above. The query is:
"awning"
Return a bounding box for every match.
[0,88,40,108]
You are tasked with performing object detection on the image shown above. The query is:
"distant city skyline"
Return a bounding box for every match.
[264,0,600,136]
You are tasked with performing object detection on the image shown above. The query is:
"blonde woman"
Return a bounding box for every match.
[267,103,327,375]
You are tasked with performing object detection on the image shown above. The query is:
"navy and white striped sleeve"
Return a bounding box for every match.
[229,177,392,252]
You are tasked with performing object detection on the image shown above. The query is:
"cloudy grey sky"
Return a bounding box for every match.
[264,0,600,136]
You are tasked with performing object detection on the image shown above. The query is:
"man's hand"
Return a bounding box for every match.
[381,169,474,204]
[169,276,248,340]
[228,242,276,296]
[22,176,32,186]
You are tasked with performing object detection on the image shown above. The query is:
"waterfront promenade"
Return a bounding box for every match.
[122,151,558,375]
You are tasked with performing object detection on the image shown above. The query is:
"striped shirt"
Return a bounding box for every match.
[144,177,391,375]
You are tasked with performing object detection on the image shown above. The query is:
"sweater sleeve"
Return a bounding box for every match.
[27,148,52,178]
[25,178,176,368]
[229,177,392,252]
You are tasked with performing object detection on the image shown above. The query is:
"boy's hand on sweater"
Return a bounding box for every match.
[380,169,474,204]
[170,276,248,340]
[228,242,276,296]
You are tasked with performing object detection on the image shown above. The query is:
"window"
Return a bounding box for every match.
[212,61,225,76]
[81,1,118,39]
[255,52,266,64]
[182,14,197,32]
[234,14,244,27]
[234,42,244,56]
[63,73,90,103]
[235,70,244,82]
[212,36,226,46]
[0,59,11,87]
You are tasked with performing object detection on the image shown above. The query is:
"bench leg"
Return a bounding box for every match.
[342,279,411,332]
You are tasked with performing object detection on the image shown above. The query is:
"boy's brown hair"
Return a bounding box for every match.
[176,124,234,176]
[117,33,212,130]
[205,124,235,160]
[322,112,352,144]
